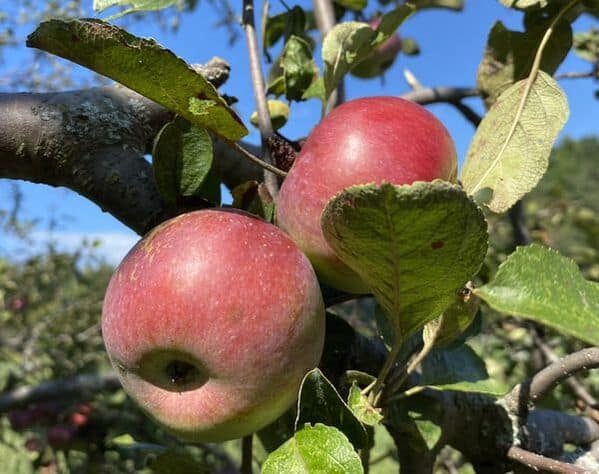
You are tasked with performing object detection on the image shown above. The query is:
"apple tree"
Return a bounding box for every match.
[2,0,599,472]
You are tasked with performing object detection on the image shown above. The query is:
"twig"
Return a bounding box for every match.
[241,0,280,197]
[507,347,599,415]
[241,434,253,474]
[228,140,287,177]
[507,446,587,474]
[400,86,479,105]
[508,200,533,246]
[555,70,597,80]
[0,373,120,412]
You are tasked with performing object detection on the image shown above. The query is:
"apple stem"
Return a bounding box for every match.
[241,434,253,474]
[241,0,280,197]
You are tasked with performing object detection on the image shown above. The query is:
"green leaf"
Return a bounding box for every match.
[231,181,275,222]
[250,100,290,130]
[322,22,376,100]
[26,19,247,141]
[152,117,213,205]
[295,369,368,449]
[282,35,319,102]
[93,0,178,20]
[302,77,325,101]
[322,6,413,99]
[461,71,569,213]
[477,21,572,108]
[423,288,479,348]
[475,244,599,345]
[420,344,508,395]
[321,181,488,344]
[263,6,308,51]
[347,383,383,426]
[262,424,363,474]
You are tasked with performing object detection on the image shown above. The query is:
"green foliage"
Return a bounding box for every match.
[152,117,215,206]
[321,181,488,344]
[26,19,248,141]
[476,244,599,345]
[262,424,363,474]
[462,71,569,213]
[573,27,599,63]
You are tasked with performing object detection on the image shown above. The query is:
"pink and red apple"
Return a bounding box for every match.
[102,209,325,442]
[276,97,457,293]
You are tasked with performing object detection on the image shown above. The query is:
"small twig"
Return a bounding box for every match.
[507,446,587,474]
[0,373,120,412]
[228,140,287,177]
[242,0,280,196]
[241,434,253,474]
[507,347,599,415]
[400,86,480,105]
[365,343,402,401]
[508,200,533,246]
[555,70,597,80]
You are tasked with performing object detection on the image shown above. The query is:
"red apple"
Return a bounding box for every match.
[47,424,77,449]
[276,97,457,293]
[102,209,325,442]
[351,18,402,79]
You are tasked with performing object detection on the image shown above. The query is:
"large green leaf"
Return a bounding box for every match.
[420,344,508,395]
[475,244,599,345]
[152,117,214,205]
[262,424,363,474]
[321,181,488,344]
[295,369,368,449]
[26,19,247,141]
[281,35,319,102]
[477,21,572,108]
[93,0,178,20]
[0,444,34,474]
[461,71,569,213]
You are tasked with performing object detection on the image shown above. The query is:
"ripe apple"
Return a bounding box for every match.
[351,18,402,79]
[102,209,325,442]
[276,97,457,294]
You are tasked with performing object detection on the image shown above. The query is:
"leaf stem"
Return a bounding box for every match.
[242,0,280,196]
[366,342,402,400]
[227,140,288,178]
[469,0,581,195]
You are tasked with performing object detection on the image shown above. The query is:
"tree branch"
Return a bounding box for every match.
[0,373,120,412]
[242,0,279,197]
[506,347,599,415]
[507,446,587,474]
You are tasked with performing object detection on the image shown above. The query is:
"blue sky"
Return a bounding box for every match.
[1,1,598,264]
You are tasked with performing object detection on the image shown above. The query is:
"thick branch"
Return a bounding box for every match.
[0,373,120,412]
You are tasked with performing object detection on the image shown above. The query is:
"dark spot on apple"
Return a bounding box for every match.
[431,241,444,249]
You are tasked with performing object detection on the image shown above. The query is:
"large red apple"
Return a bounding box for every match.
[276,97,457,294]
[102,210,325,442]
